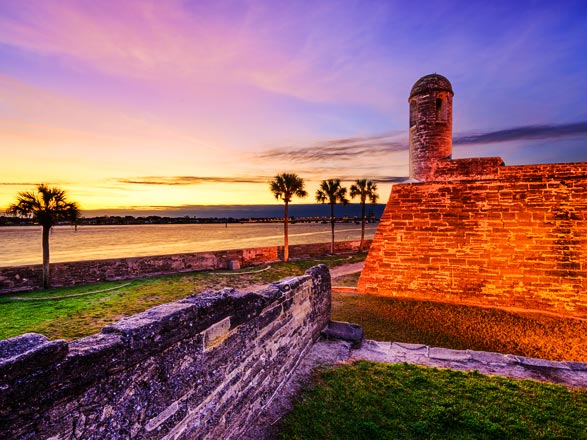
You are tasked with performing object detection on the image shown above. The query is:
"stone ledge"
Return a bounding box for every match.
[466,349,508,365]
[351,340,587,388]
[510,355,570,370]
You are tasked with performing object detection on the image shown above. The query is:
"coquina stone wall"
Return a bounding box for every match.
[0,265,331,439]
[0,240,369,293]
[359,160,587,317]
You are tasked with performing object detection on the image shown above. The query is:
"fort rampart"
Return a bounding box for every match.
[0,239,370,293]
[0,265,331,439]
[359,73,587,318]
[359,160,587,317]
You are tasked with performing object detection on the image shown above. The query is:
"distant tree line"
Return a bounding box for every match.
[0,213,379,227]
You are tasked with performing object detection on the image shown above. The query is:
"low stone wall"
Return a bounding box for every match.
[0,239,370,293]
[0,265,331,439]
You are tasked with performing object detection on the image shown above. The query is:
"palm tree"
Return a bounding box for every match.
[6,184,81,289]
[350,179,379,252]
[316,179,348,254]
[270,173,307,262]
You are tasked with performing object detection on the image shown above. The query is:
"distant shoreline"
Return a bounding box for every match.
[0,202,386,226]
[0,203,387,226]
[0,215,380,227]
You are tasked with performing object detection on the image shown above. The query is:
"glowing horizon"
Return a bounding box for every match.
[1,1,587,212]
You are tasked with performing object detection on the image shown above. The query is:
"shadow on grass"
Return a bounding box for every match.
[332,291,587,362]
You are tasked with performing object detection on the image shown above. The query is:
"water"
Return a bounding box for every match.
[0,222,378,267]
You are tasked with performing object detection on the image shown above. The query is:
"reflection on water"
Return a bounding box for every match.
[0,223,378,267]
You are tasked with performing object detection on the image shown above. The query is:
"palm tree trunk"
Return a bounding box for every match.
[42,224,51,289]
[330,203,335,254]
[360,201,366,253]
[284,201,289,262]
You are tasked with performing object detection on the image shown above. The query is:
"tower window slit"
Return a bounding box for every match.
[436,96,448,121]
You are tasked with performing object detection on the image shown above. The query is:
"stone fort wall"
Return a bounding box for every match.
[0,265,331,439]
[0,239,370,293]
[359,73,587,317]
[359,159,587,317]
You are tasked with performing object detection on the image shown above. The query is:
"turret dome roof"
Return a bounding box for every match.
[409,74,453,100]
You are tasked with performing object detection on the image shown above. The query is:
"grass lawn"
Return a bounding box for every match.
[3,252,586,362]
[0,254,365,341]
[279,361,587,440]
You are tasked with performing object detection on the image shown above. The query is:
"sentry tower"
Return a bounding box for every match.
[408,73,454,181]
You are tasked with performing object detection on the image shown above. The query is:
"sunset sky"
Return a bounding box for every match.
[1,0,587,213]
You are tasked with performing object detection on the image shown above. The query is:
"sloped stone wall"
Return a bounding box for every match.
[0,265,331,439]
[0,239,369,293]
[359,161,587,317]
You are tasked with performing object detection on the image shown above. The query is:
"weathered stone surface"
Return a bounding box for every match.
[429,347,471,362]
[103,301,198,347]
[466,349,508,365]
[392,342,428,352]
[0,337,68,384]
[321,321,363,348]
[352,340,391,363]
[408,74,454,182]
[512,356,569,369]
[566,361,587,371]
[0,265,332,440]
[0,332,47,359]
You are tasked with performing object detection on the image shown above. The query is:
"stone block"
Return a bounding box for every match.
[566,361,587,371]
[102,302,199,353]
[428,347,470,362]
[513,355,568,369]
[466,349,508,365]
[0,333,48,360]
[352,340,391,362]
[0,336,68,383]
[321,321,363,348]
[66,332,126,375]
[181,289,238,330]
[203,317,231,351]
[391,342,428,353]
[227,260,241,270]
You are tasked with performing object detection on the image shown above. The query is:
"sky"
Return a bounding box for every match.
[1,0,587,213]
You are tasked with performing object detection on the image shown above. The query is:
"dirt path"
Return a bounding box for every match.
[329,261,364,279]
[239,262,363,293]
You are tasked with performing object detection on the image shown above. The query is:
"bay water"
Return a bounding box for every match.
[0,222,378,267]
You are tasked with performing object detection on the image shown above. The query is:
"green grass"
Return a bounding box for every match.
[0,254,365,341]
[4,251,586,362]
[279,361,587,440]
